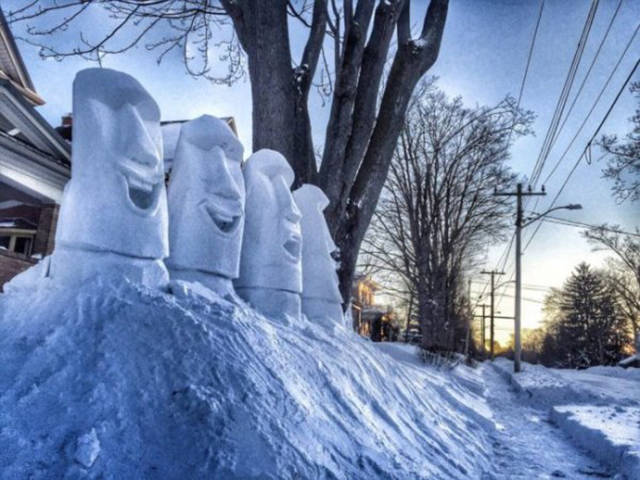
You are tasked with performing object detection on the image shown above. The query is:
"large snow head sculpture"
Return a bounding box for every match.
[52,68,169,287]
[166,115,245,296]
[293,184,343,326]
[235,149,302,321]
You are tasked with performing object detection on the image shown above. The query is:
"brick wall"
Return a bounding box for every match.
[0,249,36,292]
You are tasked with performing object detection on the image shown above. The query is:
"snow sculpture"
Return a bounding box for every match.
[293,184,344,326]
[51,68,169,287]
[235,149,302,321]
[166,115,245,298]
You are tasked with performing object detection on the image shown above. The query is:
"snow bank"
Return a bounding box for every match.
[491,358,583,408]
[586,364,640,382]
[550,405,640,479]
[0,280,494,479]
[492,358,637,408]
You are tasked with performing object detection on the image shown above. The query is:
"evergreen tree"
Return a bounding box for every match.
[542,263,628,368]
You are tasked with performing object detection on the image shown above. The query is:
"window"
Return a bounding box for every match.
[0,232,35,256]
[13,236,32,255]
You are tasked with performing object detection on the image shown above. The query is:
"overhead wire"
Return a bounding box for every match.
[523,57,640,253]
[474,0,545,310]
[529,0,601,187]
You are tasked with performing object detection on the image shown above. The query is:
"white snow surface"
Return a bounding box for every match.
[492,357,639,407]
[551,405,640,479]
[0,279,494,479]
[492,358,640,478]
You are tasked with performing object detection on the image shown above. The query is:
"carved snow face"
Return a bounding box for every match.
[235,149,302,293]
[55,68,168,259]
[167,115,245,279]
[293,184,342,305]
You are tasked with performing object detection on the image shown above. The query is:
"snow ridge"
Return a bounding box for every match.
[0,279,493,479]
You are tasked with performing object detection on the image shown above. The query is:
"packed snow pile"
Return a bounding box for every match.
[493,358,640,478]
[491,358,581,407]
[551,405,640,479]
[0,279,494,479]
[492,358,638,408]
[586,364,640,382]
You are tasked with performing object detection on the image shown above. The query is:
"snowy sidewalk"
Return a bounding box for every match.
[489,359,640,479]
[481,365,615,479]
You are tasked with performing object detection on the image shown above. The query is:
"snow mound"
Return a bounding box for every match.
[491,358,581,408]
[492,358,637,408]
[0,280,493,479]
[551,405,640,479]
[585,364,640,382]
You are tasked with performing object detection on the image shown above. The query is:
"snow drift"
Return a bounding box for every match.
[0,278,493,479]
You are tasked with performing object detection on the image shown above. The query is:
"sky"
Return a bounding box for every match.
[4,0,640,342]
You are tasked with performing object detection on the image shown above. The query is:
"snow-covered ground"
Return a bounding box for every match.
[492,357,640,479]
[0,278,496,479]
[1,275,637,478]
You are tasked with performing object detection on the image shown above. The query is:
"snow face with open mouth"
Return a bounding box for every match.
[54,68,168,261]
[293,184,343,326]
[166,115,245,295]
[235,149,302,320]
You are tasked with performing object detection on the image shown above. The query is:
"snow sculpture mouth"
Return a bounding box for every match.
[120,162,163,214]
[201,201,242,235]
[127,176,160,211]
[283,235,301,261]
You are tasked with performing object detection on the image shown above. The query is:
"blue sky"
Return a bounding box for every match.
[5,0,640,340]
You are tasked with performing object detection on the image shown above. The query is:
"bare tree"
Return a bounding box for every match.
[586,226,640,353]
[8,0,449,306]
[603,259,640,354]
[361,83,533,352]
[598,81,640,203]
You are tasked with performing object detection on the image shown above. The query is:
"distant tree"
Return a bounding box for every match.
[541,263,629,368]
[598,81,640,203]
[8,0,449,308]
[603,258,640,355]
[584,225,640,354]
[360,82,533,353]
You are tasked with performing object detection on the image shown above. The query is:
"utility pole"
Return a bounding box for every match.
[473,307,513,355]
[481,270,505,360]
[495,182,546,372]
[481,303,487,354]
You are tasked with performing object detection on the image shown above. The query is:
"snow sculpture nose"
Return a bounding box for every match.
[120,103,160,169]
[275,176,301,223]
[210,146,243,204]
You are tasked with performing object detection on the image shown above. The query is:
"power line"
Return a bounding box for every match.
[529,0,600,187]
[478,1,545,310]
[546,0,624,157]
[523,57,640,253]
[515,0,545,113]
[541,22,639,186]
[528,213,640,237]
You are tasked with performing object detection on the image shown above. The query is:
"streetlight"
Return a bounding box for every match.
[515,201,582,372]
[523,204,583,227]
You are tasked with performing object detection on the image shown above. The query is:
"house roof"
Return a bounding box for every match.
[0,8,43,105]
[0,78,70,165]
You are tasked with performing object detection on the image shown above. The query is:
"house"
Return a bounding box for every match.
[351,274,398,342]
[0,8,71,289]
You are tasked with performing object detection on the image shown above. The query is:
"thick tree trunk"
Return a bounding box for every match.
[223,0,320,184]
[225,0,448,311]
